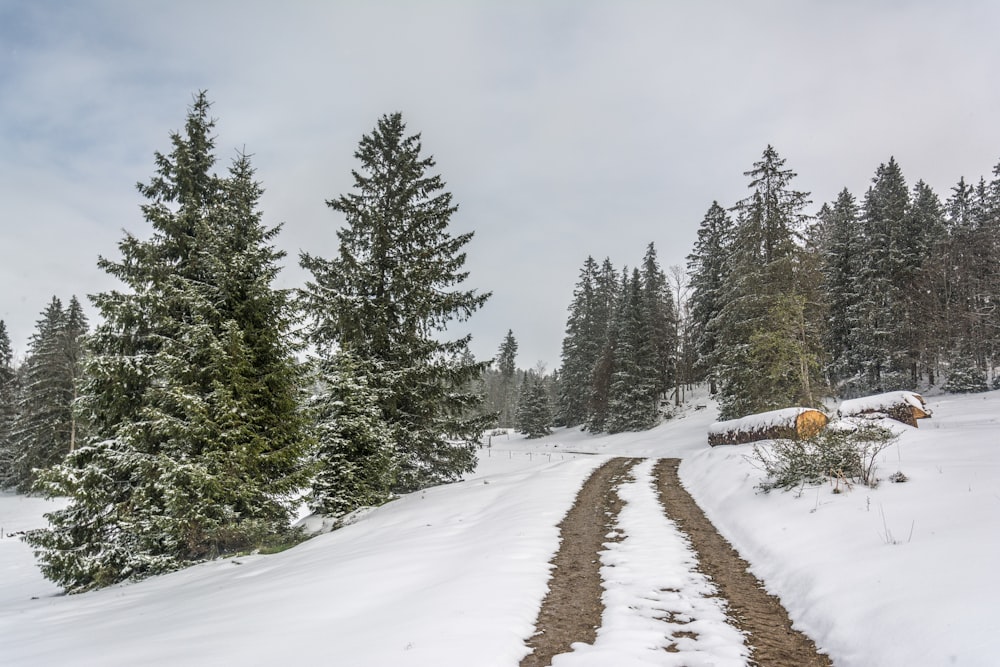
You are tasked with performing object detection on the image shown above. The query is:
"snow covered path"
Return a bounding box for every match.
[550,458,748,666]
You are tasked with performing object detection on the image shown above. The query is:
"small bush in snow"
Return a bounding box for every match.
[943,359,988,394]
[751,424,898,492]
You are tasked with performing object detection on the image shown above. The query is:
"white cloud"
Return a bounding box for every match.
[2,0,999,366]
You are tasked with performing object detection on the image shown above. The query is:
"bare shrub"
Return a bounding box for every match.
[751,424,898,492]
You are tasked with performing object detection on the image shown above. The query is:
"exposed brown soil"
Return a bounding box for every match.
[651,458,831,667]
[520,456,832,667]
[519,457,640,667]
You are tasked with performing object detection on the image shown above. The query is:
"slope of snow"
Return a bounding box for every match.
[1,458,604,666]
[2,391,998,665]
[682,391,1000,667]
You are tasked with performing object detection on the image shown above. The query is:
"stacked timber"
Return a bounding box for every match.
[708,407,829,446]
[838,391,932,427]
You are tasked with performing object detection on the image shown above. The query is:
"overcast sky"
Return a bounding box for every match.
[2,1,999,369]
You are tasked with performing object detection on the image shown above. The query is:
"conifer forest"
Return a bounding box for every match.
[3,94,1000,592]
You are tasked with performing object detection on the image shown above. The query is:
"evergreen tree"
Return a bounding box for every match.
[686,202,734,394]
[586,258,620,432]
[851,157,910,391]
[27,93,308,592]
[0,321,18,487]
[515,372,552,438]
[942,356,988,393]
[62,297,88,454]
[7,297,88,492]
[818,188,863,391]
[606,268,659,432]
[308,352,396,517]
[639,243,678,401]
[493,330,519,427]
[301,112,491,493]
[899,180,945,384]
[558,257,600,427]
[715,146,826,418]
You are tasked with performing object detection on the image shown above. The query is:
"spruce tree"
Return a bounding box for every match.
[515,372,552,438]
[586,258,620,432]
[308,352,396,517]
[301,112,491,493]
[494,330,519,428]
[686,202,734,394]
[7,297,88,492]
[898,180,945,384]
[606,268,659,432]
[714,146,826,418]
[558,257,601,427]
[852,157,910,391]
[27,93,308,592]
[818,188,863,392]
[0,321,18,487]
[639,243,678,401]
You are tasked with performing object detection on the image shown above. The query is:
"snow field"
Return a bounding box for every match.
[2,389,999,666]
[553,458,747,666]
[681,392,1000,667]
[0,457,605,667]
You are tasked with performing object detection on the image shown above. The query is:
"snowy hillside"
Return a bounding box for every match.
[1,392,998,666]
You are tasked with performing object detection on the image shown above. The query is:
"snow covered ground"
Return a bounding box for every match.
[1,391,998,665]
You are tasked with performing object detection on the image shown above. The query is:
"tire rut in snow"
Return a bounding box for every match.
[519,456,640,667]
[652,458,832,667]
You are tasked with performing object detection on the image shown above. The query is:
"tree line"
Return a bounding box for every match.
[502,144,1000,434]
[688,146,1000,420]
[0,93,488,592]
[3,94,998,591]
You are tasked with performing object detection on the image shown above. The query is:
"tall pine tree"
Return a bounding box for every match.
[818,188,863,391]
[606,268,659,432]
[715,146,826,418]
[493,330,519,428]
[301,112,491,493]
[687,202,734,394]
[6,297,88,492]
[639,243,678,403]
[27,93,307,592]
[558,257,601,427]
[0,321,18,488]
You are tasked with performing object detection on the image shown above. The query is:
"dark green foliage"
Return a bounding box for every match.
[714,146,827,419]
[558,257,602,427]
[585,259,620,432]
[639,243,678,400]
[4,297,88,492]
[26,93,308,592]
[516,372,552,438]
[301,112,491,494]
[0,321,18,485]
[308,353,396,517]
[606,269,659,432]
[943,358,988,393]
[687,202,733,394]
[818,189,862,390]
[488,330,519,428]
[559,248,679,433]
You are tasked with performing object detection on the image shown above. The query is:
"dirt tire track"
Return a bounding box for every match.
[519,457,640,667]
[653,458,831,667]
